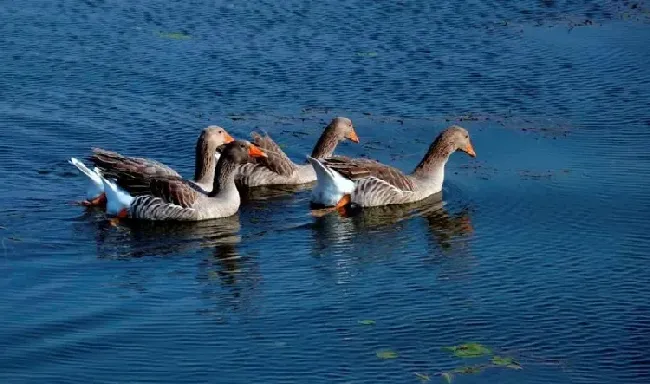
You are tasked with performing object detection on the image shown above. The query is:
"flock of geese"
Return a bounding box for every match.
[68,117,476,222]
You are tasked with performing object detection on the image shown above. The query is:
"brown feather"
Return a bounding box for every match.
[249,132,297,177]
[321,156,416,191]
[90,148,180,176]
[147,177,202,208]
[90,148,185,195]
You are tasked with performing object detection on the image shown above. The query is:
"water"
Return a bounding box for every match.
[1,0,650,383]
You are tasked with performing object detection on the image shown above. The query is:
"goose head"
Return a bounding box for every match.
[220,140,267,164]
[330,117,359,143]
[438,125,476,158]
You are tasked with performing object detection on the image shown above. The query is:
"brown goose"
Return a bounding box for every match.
[100,140,267,221]
[84,126,234,203]
[308,125,476,209]
[235,117,359,187]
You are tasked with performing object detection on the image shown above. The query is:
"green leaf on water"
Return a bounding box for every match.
[415,372,430,381]
[441,372,453,383]
[491,356,523,370]
[453,365,484,375]
[156,31,191,40]
[442,343,492,358]
[358,320,376,325]
[376,349,398,360]
[491,356,513,366]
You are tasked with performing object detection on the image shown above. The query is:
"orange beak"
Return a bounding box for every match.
[248,145,267,158]
[463,142,476,158]
[346,128,360,143]
[223,132,235,144]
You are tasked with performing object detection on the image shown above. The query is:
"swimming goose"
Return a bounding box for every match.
[308,125,476,209]
[68,126,234,206]
[100,140,267,221]
[235,117,359,187]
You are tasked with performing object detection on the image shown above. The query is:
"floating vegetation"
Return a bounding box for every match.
[453,365,485,374]
[442,343,491,358]
[517,169,572,180]
[438,343,525,381]
[376,349,398,360]
[415,372,430,381]
[155,31,191,40]
[439,365,485,383]
[358,319,376,325]
[491,355,523,370]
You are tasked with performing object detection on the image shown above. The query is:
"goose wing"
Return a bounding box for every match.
[320,156,416,192]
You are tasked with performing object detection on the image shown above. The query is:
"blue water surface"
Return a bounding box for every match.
[1,1,650,383]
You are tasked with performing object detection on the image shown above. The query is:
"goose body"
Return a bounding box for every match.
[71,126,234,206]
[101,140,266,221]
[309,126,476,208]
[235,117,359,187]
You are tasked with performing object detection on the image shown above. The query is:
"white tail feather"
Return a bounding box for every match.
[98,173,133,216]
[307,157,336,181]
[308,157,355,206]
[69,158,104,200]
[69,158,102,185]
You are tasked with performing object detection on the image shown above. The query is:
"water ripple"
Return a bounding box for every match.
[2,0,650,383]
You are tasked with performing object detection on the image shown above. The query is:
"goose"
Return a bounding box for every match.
[100,140,267,221]
[235,117,359,187]
[308,125,476,210]
[68,126,234,206]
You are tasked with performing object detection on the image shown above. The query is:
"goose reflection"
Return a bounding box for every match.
[308,193,474,284]
[311,193,473,251]
[94,214,241,259]
[195,240,262,319]
[423,202,473,252]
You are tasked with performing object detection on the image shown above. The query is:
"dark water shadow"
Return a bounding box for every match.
[93,215,242,259]
[238,182,315,202]
[309,193,474,259]
[194,240,263,319]
[90,212,262,318]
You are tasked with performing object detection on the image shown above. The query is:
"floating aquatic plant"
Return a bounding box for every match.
[358,319,376,325]
[376,349,398,360]
[156,31,191,40]
[442,343,491,358]
[439,364,486,383]
[491,355,522,370]
[453,365,484,374]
